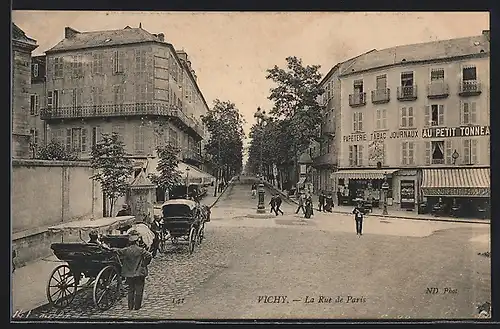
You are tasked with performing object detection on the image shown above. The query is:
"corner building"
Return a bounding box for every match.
[335,31,490,217]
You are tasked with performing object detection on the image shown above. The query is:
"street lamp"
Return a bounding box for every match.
[381,172,389,215]
[452,150,459,165]
[185,166,190,199]
[254,107,267,214]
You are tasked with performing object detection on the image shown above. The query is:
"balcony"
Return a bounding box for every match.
[182,149,203,164]
[348,92,366,107]
[427,81,449,99]
[371,88,390,104]
[459,80,482,96]
[431,158,445,165]
[40,103,204,138]
[397,85,417,101]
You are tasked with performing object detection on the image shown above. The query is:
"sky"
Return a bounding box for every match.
[12,11,489,159]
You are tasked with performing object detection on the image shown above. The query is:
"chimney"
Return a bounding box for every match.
[187,60,192,70]
[65,27,80,39]
[157,33,165,42]
[482,30,490,41]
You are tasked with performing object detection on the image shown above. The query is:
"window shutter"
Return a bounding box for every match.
[401,142,407,165]
[438,105,444,125]
[472,139,478,164]
[408,142,415,165]
[471,102,477,124]
[424,105,430,127]
[35,95,39,114]
[424,141,431,165]
[463,139,470,164]
[118,51,124,72]
[358,145,363,166]
[459,100,464,125]
[66,128,72,152]
[81,128,87,153]
[408,107,414,127]
[401,107,406,127]
[376,109,381,130]
[349,145,353,166]
[47,91,53,109]
[445,140,452,164]
[382,109,387,129]
[353,113,358,132]
[358,113,363,131]
[113,50,117,73]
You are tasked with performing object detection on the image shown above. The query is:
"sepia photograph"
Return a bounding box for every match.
[11,11,491,321]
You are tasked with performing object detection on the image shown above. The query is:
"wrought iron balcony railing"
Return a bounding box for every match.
[182,149,203,163]
[348,92,366,107]
[459,80,482,96]
[371,88,390,104]
[40,103,204,137]
[397,85,418,101]
[427,81,449,99]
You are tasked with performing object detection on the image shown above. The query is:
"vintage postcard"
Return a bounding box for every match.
[11,11,491,321]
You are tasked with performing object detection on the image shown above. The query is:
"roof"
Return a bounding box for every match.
[340,33,489,77]
[12,23,37,45]
[319,49,377,86]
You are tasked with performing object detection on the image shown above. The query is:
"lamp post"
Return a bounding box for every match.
[254,107,267,213]
[381,173,389,215]
[452,150,459,165]
[186,167,190,199]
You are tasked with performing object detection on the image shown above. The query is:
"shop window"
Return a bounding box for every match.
[430,141,445,164]
[463,139,478,164]
[425,104,444,127]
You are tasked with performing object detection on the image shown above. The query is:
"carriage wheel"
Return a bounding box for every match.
[197,223,205,245]
[46,264,77,309]
[93,265,120,311]
[188,227,196,254]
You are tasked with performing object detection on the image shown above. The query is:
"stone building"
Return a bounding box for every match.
[334,31,490,215]
[40,25,214,200]
[12,23,38,158]
[29,55,47,154]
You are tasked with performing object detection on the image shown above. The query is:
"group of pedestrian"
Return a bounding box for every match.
[295,192,313,216]
[269,194,284,216]
[317,190,335,212]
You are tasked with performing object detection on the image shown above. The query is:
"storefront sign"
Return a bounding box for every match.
[422,125,490,138]
[343,133,367,142]
[400,180,415,209]
[422,187,490,197]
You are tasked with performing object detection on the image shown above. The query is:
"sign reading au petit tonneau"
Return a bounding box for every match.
[422,125,490,138]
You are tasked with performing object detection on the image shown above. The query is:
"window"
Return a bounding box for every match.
[401,141,415,165]
[353,79,363,93]
[72,55,83,77]
[92,87,104,106]
[112,124,125,143]
[114,85,125,104]
[54,58,63,78]
[169,127,178,148]
[463,139,478,164]
[461,101,477,125]
[135,50,147,76]
[50,128,63,144]
[376,109,387,130]
[30,94,39,115]
[134,125,145,154]
[47,90,59,110]
[425,104,444,127]
[401,71,414,86]
[30,128,39,150]
[91,127,102,148]
[353,112,363,132]
[462,66,477,81]
[400,107,414,128]
[430,68,444,81]
[349,145,363,166]
[64,127,87,154]
[72,88,82,108]
[113,51,125,74]
[135,84,147,102]
[376,75,387,90]
[431,141,445,164]
[33,63,39,77]
[92,53,104,75]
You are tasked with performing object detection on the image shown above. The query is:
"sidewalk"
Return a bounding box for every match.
[263,181,490,225]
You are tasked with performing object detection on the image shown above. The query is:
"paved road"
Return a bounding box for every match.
[25,181,491,320]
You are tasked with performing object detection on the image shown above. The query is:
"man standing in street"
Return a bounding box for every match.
[269,194,277,214]
[114,231,153,310]
[318,191,325,212]
[274,194,284,216]
[352,201,365,237]
[295,192,306,214]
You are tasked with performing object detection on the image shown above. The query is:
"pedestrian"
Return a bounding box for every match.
[318,191,325,212]
[113,230,153,311]
[274,194,284,216]
[116,204,131,217]
[251,183,257,198]
[295,192,306,214]
[269,194,277,214]
[305,193,314,216]
[325,193,334,212]
[352,201,364,237]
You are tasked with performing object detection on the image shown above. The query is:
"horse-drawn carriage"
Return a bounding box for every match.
[45,216,155,311]
[159,199,210,254]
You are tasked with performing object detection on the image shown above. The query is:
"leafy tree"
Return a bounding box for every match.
[265,56,325,183]
[36,140,78,161]
[90,132,133,217]
[148,144,183,201]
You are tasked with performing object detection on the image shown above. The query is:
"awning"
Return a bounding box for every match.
[147,158,214,184]
[333,169,398,180]
[421,168,490,197]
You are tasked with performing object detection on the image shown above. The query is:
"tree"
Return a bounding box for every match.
[90,132,133,217]
[148,144,183,201]
[202,99,245,195]
[36,140,78,161]
[265,56,325,183]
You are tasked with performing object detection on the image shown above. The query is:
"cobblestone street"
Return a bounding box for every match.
[23,182,490,319]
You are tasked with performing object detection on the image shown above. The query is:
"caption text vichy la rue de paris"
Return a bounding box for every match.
[257,295,366,304]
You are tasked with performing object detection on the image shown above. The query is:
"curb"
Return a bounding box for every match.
[263,181,490,225]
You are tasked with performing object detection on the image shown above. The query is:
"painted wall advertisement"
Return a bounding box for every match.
[400,180,415,209]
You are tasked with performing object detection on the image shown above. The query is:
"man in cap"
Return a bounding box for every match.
[113,230,153,310]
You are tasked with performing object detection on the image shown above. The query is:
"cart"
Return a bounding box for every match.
[46,216,135,311]
[160,199,206,254]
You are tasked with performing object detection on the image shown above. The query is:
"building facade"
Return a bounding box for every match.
[12,23,38,158]
[40,26,212,183]
[335,31,490,215]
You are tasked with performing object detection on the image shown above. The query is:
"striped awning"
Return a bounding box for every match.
[421,168,490,197]
[334,169,398,180]
[147,158,214,184]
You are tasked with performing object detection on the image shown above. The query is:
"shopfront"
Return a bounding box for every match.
[392,169,419,210]
[420,167,490,218]
[334,169,398,206]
